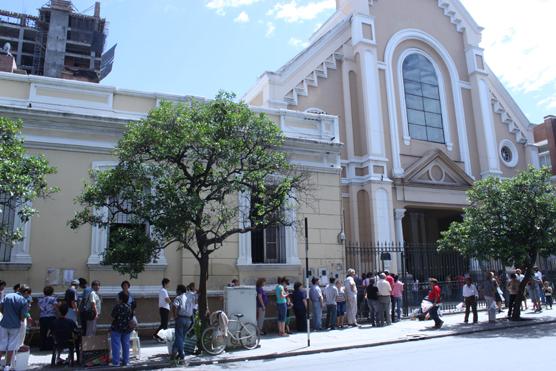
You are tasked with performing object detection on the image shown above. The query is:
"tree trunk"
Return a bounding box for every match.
[198,251,210,325]
[511,264,534,321]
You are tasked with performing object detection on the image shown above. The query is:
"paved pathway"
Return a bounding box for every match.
[27,305,556,369]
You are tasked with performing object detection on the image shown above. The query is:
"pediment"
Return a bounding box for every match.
[402,149,474,188]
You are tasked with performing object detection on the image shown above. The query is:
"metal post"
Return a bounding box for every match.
[305,217,310,347]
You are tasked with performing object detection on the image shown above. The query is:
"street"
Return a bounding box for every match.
[178,322,556,371]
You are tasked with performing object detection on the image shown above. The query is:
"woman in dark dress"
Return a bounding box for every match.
[292,282,308,332]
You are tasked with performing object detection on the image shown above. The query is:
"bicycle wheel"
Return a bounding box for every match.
[239,322,260,350]
[201,326,226,355]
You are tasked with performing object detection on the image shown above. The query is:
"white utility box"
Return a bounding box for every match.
[223,286,257,326]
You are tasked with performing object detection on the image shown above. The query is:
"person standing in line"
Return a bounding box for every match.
[309,277,323,331]
[534,266,545,305]
[365,279,379,327]
[515,268,527,310]
[344,269,358,327]
[462,277,478,324]
[0,284,31,371]
[275,277,289,336]
[335,280,346,328]
[506,273,520,318]
[38,286,58,350]
[376,273,392,327]
[154,278,171,341]
[323,277,338,330]
[110,292,133,367]
[283,278,293,335]
[426,278,443,329]
[391,275,404,322]
[119,281,136,313]
[255,278,268,335]
[483,272,497,323]
[543,281,553,309]
[64,279,79,324]
[384,271,395,322]
[172,284,194,362]
[78,278,91,332]
[292,282,307,333]
[85,280,101,336]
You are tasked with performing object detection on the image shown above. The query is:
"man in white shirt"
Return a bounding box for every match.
[462,277,478,324]
[344,269,358,327]
[323,277,338,330]
[376,273,392,326]
[154,278,171,341]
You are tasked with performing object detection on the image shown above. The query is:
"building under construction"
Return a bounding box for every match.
[0,0,115,83]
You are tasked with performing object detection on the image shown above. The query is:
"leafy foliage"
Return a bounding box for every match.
[438,166,556,266]
[438,166,556,318]
[70,92,306,320]
[0,117,57,246]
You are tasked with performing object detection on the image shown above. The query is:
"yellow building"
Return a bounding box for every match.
[0,72,344,317]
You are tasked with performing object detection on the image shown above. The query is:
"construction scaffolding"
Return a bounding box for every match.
[0,0,114,83]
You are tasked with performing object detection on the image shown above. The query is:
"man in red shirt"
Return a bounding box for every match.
[427,278,443,329]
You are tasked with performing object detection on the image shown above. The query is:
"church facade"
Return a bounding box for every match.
[244,0,538,275]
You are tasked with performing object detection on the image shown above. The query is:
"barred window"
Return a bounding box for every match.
[251,224,286,264]
[403,53,445,144]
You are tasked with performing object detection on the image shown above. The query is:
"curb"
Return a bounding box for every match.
[42,316,556,370]
[184,317,556,367]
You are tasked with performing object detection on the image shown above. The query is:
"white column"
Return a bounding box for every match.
[359,48,386,158]
[526,143,540,169]
[394,208,406,244]
[478,78,502,177]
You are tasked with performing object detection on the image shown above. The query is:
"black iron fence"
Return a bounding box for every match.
[346,241,556,316]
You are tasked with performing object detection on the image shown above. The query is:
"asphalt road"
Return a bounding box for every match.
[177,321,556,371]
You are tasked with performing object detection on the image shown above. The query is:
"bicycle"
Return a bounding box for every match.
[201,312,260,355]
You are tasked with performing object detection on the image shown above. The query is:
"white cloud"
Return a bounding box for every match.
[537,96,556,110]
[234,11,250,23]
[461,0,556,95]
[206,0,261,16]
[265,22,276,38]
[288,37,309,49]
[267,0,335,23]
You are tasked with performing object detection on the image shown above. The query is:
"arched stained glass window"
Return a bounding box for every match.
[402,53,445,143]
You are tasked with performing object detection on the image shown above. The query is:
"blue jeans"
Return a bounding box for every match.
[111,330,131,366]
[172,316,192,358]
[394,297,402,321]
[312,301,322,330]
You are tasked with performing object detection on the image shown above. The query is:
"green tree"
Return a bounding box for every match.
[438,166,556,320]
[0,117,57,248]
[70,92,305,323]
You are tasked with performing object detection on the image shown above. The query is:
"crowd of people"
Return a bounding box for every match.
[0,278,144,369]
[257,266,554,335]
[0,266,553,370]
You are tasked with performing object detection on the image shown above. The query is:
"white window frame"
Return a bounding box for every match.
[88,161,167,269]
[236,191,300,268]
[397,48,453,151]
[0,199,32,268]
[498,139,519,168]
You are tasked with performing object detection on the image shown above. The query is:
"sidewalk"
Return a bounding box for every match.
[28,306,556,370]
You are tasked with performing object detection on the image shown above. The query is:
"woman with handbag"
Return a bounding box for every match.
[85,280,101,336]
[110,292,133,367]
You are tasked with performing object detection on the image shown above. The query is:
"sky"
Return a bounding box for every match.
[1,0,554,124]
